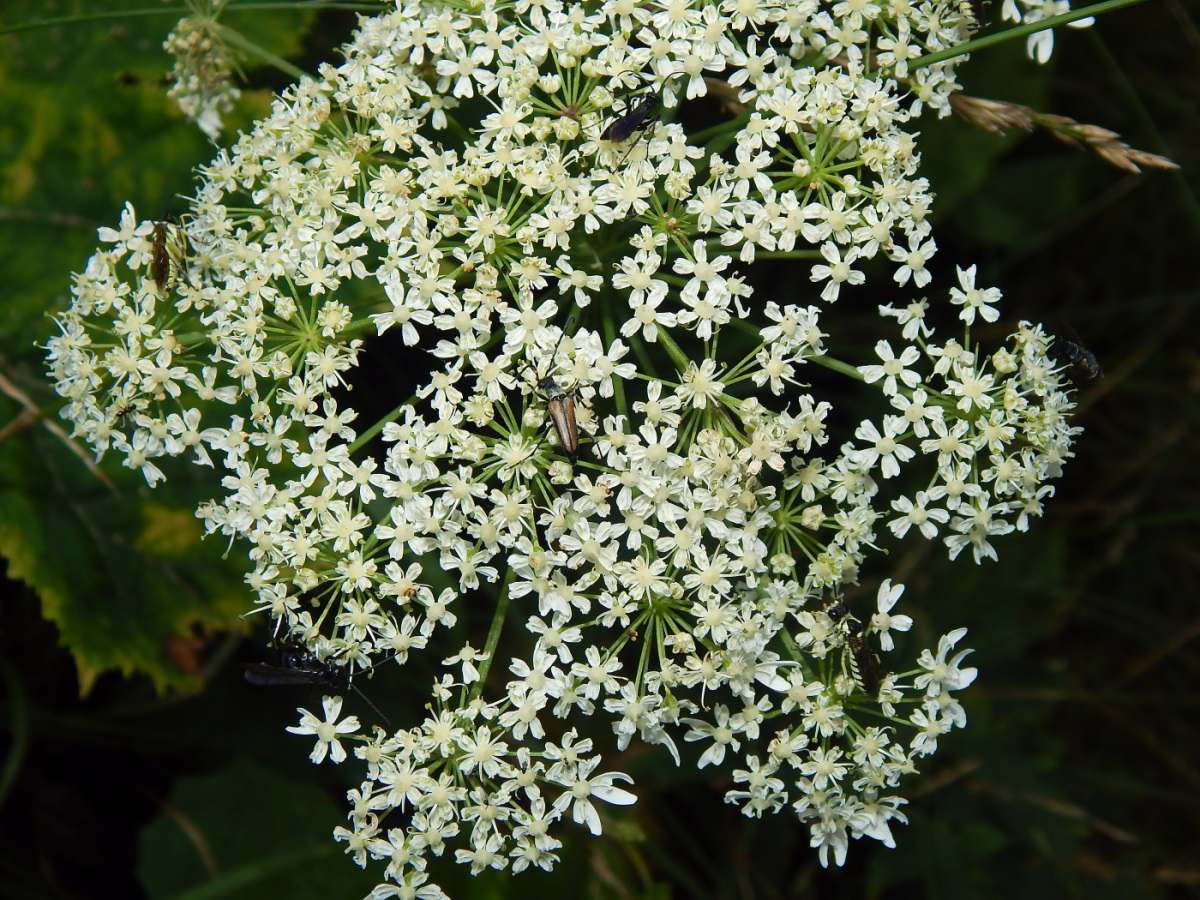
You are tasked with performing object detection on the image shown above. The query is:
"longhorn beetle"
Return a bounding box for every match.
[826,602,883,700]
[519,324,585,466]
[244,640,392,724]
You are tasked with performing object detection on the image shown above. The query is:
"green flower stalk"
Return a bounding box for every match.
[45,0,1090,892]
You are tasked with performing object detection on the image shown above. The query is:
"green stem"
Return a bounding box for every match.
[470,566,516,699]
[910,0,1150,69]
[753,250,823,260]
[346,395,418,454]
[227,1,382,9]
[0,7,180,34]
[809,353,866,382]
[655,324,692,374]
[0,2,377,35]
[342,317,381,336]
[215,22,309,80]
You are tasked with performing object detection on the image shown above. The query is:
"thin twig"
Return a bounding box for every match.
[0,368,117,495]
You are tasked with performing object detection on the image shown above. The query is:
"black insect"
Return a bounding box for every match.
[245,641,390,723]
[243,643,350,688]
[600,87,661,162]
[1055,337,1103,380]
[964,0,991,26]
[519,326,586,466]
[151,214,190,292]
[826,602,883,700]
[110,398,138,423]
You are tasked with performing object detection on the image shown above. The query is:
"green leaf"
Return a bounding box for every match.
[138,758,379,900]
[0,0,320,694]
[0,426,252,694]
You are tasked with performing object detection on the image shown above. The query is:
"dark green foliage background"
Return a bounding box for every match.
[1,0,1197,898]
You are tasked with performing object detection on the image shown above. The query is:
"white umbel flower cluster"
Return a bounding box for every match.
[46,0,1086,892]
[164,13,243,139]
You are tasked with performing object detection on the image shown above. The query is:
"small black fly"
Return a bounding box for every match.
[1055,337,1103,380]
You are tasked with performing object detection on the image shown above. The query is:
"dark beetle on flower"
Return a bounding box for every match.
[151,213,188,292]
[826,602,883,700]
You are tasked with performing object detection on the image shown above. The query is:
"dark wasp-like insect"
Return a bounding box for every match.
[243,642,350,688]
[600,85,662,164]
[244,640,391,723]
[826,602,884,700]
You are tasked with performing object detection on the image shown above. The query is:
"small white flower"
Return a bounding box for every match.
[809,241,866,302]
[682,704,741,768]
[871,579,914,651]
[890,238,936,288]
[287,695,360,764]
[852,417,914,478]
[948,265,1002,325]
[550,757,637,835]
[914,629,978,695]
[888,492,950,541]
[858,340,922,396]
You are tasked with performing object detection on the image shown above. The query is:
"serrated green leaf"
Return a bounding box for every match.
[0,426,252,694]
[0,0,331,695]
